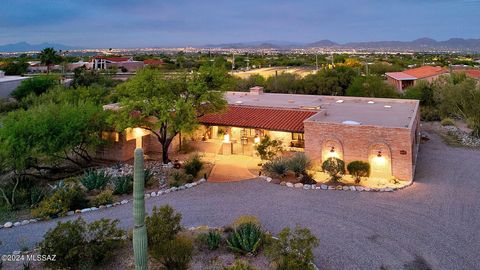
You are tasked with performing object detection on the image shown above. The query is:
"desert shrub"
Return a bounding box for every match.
[347,161,370,183]
[113,175,133,195]
[162,235,193,270]
[286,153,311,176]
[198,230,221,250]
[266,225,319,270]
[144,168,155,188]
[81,170,111,191]
[146,205,183,259]
[169,169,188,187]
[223,260,259,270]
[262,157,288,178]
[420,106,441,121]
[91,189,114,207]
[32,185,88,219]
[0,176,45,209]
[183,154,203,178]
[40,217,124,269]
[321,158,345,182]
[255,135,284,160]
[227,223,263,255]
[231,215,261,229]
[11,75,58,100]
[441,118,455,126]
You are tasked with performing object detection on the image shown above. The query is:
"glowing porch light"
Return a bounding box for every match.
[372,151,386,165]
[223,134,230,143]
[327,146,339,159]
[254,135,260,144]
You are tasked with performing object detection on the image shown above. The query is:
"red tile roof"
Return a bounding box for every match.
[143,59,164,65]
[198,105,317,132]
[403,66,448,79]
[464,69,480,79]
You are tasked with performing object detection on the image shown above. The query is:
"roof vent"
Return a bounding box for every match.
[235,101,243,104]
[288,99,295,103]
[368,101,375,104]
[342,120,361,125]
[336,100,344,103]
[384,105,392,108]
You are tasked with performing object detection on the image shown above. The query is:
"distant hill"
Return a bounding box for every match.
[202,38,480,51]
[0,42,80,53]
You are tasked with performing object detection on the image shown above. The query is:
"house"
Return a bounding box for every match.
[386,66,449,92]
[91,56,144,72]
[100,86,420,182]
[143,59,164,67]
[0,71,30,98]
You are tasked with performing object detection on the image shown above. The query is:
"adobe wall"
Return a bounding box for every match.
[304,121,416,181]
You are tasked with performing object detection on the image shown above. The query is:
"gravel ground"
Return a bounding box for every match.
[1,131,479,270]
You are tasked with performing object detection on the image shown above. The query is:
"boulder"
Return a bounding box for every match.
[303,184,311,190]
[106,204,113,208]
[342,186,350,191]
[81,208,92,213]
[356,186,364,191]
[4,222,13,228]
[185,183,193,188]
[294,183,304,188]
[349,186,356,191]
[20,220,29,226]
[321,184,328,190]
[13,222,21,227]
[280,181,287,186]
[286,182,294,188]
[266,177,272,182]
[151,192,157,197]
[336,186,343,190]
[157,191,164,196]
[328,186,336,190]
[120,199,128,205]
[75,209,82,214]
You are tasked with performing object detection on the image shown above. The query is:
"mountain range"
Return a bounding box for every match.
[1,38,480,52]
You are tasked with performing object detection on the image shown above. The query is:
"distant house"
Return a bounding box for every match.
[386,66,449,92]
[91,56,144,72]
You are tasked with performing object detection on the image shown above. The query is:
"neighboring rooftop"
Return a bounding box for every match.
[403,66,448,79]
[384,72,417,81]
[225,90,418,128]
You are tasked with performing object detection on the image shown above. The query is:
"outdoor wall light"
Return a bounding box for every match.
[223,134,230,143]
[254,135,260,144]
[377,151,382,157]
[330,146,335,153]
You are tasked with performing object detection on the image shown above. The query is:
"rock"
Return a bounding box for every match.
[379,188,386,192]
[336,186,343,190]
[81,208,92,213]
[198,178,206,183]
[67,211,75,216]
[145,194,151,199]
[157,191,164,196]
[328,186,336,190]
[20,220,29,226]
[266,177,272,182]
[178,186,186,190]
[364,188,371,192]
[311,184,316,189]
[90,207,98,211]
[12,250,21,255]
[120,199,128,205]
[356,186,364,191]
[75,209,82,214]
[342,186,350,191]
[171,187,178,192]
[191,182,198,187]
[13,222,21,227]
[99,205,106,209]
[29,219,37,223]
[4,222,13,228]
[286,182,294,188]
[185,183,193,188]
[294,183,304,188]
[385,188,394,192]
[113,202,121,206]
[280,181,287,186]
[315,186,321,189]
[321,184,328,190]
[349,186,356,191]
[164,189,171,194]
[151,192,157,197]
[303,184,311,190]
[106,204,113,208]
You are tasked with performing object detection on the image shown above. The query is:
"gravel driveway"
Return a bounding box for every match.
[1,132,479,270]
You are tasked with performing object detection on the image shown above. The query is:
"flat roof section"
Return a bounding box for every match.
[226,92,419,129]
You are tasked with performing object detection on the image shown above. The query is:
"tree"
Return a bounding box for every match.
[301,66,356,95]
[11,75,59,101]
[403,80,435,106]
[111,66,231,164]
[0,101,107,172]
[321,158,345,182]
[255,135,284,161]
[265,73,301,93]
[72,66,116,88]
[38,47,62,73]
[347,161,370,183]
[346,75,398,98]
[2,61,29,75]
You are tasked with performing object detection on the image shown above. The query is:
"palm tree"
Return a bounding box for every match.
[39,47,61,74]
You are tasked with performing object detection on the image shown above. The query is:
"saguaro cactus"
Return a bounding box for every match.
[133,148,148,269]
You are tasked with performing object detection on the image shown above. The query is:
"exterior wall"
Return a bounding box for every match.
[107,62,144,72]
[304,121,417,181]
[386,76,403,91]
[266,130,293,146]
[0,77,29,98]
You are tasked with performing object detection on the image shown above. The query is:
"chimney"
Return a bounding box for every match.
[249,86,264,95]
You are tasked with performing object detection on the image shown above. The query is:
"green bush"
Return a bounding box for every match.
[81,170,111,191]
[231,215,261,229]
[168,169,189,187]
[161,235,193,270]
[347,161,370,183]
[11,75,58,100]
[441,118,455,126]
[144,168,155,187]
[266,226,319,270]
[32,185,88,219]
[227,223,263,255]
[183,154,204,178]
[113,175,133,195]
[286,153,311,176]
[255,135,284,160]
[146,205,183,260]
[223,260,259,270]
[321,158,345,182]
[91,189,114,207]
[40,217,125,269]
[262,157,288,178]
[198,230,221,250]
[420,106,441,121]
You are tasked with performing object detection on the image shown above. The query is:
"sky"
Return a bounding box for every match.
[0,0,479,48]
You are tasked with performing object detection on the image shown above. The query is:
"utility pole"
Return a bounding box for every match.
[315,54,318,71]
[231,52,235,75]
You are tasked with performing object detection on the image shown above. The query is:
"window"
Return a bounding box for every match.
[292,133,304,141]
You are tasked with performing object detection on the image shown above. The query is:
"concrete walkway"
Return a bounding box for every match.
[208,155,258,182]
[0,132,479,269]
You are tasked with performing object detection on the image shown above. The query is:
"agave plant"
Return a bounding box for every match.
[226,223,262,255]
[205,230,221,250]
[81,170,111,191]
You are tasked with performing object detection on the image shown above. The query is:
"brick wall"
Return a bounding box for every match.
[304,121,418,181]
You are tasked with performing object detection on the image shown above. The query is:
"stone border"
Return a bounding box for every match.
[260,176,413,192]
[0,178,207,231]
